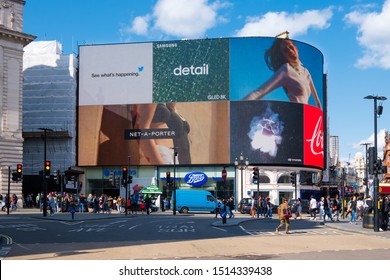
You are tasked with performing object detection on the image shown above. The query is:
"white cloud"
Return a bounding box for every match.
[344,0,390,69]
[354,128,387,158]
[122,0,230,39]
[235,8,333,38]
[130,15,151,36]
[153,0,217,37]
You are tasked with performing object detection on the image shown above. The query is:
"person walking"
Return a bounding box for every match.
[265,197,273,218]
[276,198,291,234]
[69,198,76,220]
[116,196,122,213]
[145,195,152,215]
[227,196,235,218]
[295,198,303,220]
[333,194,340,221]
[324,195,333,222]
[309,195,317,220]
[357,196,364,220]
[49,193,56,216]
[380,196,389,231]
[345,198,352,219]
[318,197,325,220]
[78,193,86,213]
[215,197,221,218]
[220,200,228,224]
[349,196,357,224]
[11,194,18,211]
[250,196,256,218]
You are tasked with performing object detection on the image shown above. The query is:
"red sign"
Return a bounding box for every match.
[379,186,390,193]
[303,105,324,168]
[222,168,227,180]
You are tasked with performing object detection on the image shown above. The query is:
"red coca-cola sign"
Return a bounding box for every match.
[304,105,324,168]
[222,168,227,180]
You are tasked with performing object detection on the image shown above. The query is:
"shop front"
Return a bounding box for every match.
[81,166,236,204]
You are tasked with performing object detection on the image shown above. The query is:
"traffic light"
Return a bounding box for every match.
[55,170,61,185]
[122,167,128,185]
[53,170,58,182]
[374,160,383,174]
[16,164,23,180]
[290,172,296,185]
[252,167,259,183]
[12,172,18,182]
[128,174,133,184]
[44,161,51,177]
[166,171,171,183]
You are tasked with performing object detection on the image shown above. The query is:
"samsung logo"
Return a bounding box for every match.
[184,172,208,187]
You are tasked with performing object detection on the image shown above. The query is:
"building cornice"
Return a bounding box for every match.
[0,26,35,46]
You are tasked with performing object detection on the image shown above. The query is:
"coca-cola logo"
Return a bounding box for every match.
[306,116,324,156]
[184,172,208,187]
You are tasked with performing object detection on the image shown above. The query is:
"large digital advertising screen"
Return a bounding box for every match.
[78,37,325,169]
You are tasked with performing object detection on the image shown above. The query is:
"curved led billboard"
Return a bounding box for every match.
[78,37,325,169]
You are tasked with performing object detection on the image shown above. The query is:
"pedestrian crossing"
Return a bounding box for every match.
[246,229,352,236]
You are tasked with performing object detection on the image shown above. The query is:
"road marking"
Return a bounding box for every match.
[0,234,12,245]
[129,224,141,230]
[60,221,84,226]
[158,224,195,233]
[245,229,352,236]
[109,220,128,225]
[212,227,227,232]
[0,224,46,231]
[0,246,11,260]
[239,225,254,235]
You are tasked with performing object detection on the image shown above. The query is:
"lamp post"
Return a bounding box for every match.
[126,156,131,216]
[360,142,371,198]
[234,153,249,202]
[364,95,387,232]
[38,127,53,217]
[172,147,178,216]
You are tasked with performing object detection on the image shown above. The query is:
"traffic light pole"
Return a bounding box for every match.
[256,169,260,218]
[7,166,10,215]
[39,127,52,217]
[43,130,48,217]
[173,148,177,216]
[364,95,387,232]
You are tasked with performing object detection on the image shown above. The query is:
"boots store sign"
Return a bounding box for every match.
[184,172,208,187]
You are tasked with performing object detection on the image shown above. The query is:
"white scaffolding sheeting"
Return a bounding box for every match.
[22,41,78,175]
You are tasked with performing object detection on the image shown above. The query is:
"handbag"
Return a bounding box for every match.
[282,208,292,218]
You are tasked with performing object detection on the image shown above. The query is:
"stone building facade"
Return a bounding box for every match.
[0,0,35,200]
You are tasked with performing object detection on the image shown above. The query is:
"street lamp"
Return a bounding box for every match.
[360,142,372,198]
[126,156,131,216]
[364,95,387,232]
[234,153,249,202]
[172,147,178,215]
[38,127,53,217]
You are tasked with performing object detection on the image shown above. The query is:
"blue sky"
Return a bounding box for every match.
[23,0,390,163]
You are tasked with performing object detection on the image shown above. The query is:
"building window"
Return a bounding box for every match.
[277,175,290,184]
[259,175,270,183]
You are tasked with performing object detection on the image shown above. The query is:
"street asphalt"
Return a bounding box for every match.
[1,207,389,236]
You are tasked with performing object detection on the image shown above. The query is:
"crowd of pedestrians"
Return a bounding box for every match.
[0,192,162,216]
[215,196,235,222]
[1,191,389,231]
